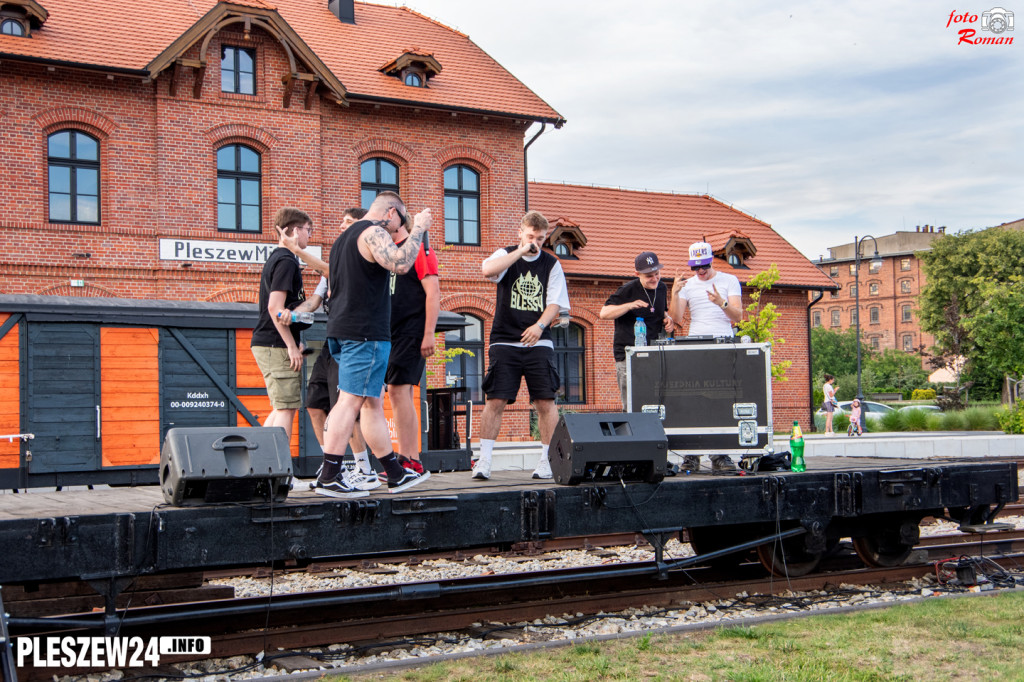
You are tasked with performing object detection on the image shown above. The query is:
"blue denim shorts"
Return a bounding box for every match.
[327,338,391,398]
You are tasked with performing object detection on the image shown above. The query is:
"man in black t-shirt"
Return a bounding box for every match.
[599,251,674,408]
[251,207,311,445]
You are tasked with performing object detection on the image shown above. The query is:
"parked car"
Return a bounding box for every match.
[899,404,942,413]
[816,400,895,421]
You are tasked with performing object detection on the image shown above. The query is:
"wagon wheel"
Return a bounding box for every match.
[851,533,913,568]
[755,536,823,577]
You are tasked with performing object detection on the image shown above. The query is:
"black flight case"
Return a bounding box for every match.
[625,339,774,459]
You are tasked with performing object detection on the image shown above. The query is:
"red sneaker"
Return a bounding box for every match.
[398,454,424,475]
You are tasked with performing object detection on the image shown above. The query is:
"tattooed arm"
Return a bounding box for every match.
[358,208,431,273]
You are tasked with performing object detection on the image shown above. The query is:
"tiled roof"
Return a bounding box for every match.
[527,182,836,289]
[0,0,563,123]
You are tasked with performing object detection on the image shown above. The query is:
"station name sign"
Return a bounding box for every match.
[159,238,322,265]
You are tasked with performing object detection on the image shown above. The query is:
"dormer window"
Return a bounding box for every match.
[1,17,25,35]
[381,50,442,87]
[0,1,48,37]
[554,243,571,258]
[545,218,587,260]
[706,229,756,269]
[727,253,741,267]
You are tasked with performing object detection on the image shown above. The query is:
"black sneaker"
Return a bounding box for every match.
[388,469,431,494]
[314,470,370,498]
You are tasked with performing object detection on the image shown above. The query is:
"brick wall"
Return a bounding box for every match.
[0,23,816,441]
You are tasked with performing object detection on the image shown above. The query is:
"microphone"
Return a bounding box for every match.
[422,229,430,256]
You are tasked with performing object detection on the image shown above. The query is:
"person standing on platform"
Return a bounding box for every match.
[289,208,377,485]
[251,207,311,445]
[669,240,744,472]
[385,216,440,474]
[599,251,674,409]
[471,211,570,481]
[282,192,432,497]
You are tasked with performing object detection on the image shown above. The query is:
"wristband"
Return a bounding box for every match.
[721,301,728,310]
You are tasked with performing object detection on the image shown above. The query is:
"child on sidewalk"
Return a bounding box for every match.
[847,399,863,436]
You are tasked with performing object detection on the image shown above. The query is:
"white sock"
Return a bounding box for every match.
[540,444,550,463]
[353,450,372,474]
[478,439,495,462]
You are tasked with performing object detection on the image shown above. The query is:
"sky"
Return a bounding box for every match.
[392,0,1022,261]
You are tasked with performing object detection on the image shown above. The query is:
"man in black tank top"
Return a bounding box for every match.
[471,211,571,482]
[278,192,434,498]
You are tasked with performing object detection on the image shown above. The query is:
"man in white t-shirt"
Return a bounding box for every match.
[669,241,743,338]
[669,241,744,472]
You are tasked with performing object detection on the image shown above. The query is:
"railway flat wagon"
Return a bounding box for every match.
[0,295,468,490]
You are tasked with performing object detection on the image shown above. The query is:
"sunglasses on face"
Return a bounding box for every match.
[691,264,711,272]
[393,207,408,228]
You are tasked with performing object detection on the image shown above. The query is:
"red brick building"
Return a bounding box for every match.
[0,0,832,440]
[811,228,943,357]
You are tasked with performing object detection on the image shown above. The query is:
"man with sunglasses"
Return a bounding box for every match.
[669,241,743,472]
[599,251,674,408]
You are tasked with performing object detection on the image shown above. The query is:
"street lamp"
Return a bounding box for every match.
[854,235,883,433]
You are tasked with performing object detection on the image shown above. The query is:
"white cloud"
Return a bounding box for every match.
[401,0,1024,259]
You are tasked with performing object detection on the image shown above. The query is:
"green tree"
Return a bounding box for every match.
[735,263,792,381]
[864,348,928,397]
[919,229,1024,398]
[810,326,863,379]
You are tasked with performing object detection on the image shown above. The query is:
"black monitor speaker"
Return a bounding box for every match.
[549,412,667,485]
[160,427,292,506]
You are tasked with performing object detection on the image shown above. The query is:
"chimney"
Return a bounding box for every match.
[328,0,355,24]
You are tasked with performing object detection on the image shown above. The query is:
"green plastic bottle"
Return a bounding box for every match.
[790,421,806,472]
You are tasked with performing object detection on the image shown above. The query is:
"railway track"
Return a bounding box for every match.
[9,523,1024,680]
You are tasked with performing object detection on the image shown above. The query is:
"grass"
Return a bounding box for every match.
[344,591,1024,681]
[812,405,1005,433]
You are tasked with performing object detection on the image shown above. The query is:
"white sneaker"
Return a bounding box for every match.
[532,455,553,480]
[346,465,383,491]
[471,458,491,480]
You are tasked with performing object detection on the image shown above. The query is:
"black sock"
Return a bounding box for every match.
[319,454,344,482]
[379,452,406,481]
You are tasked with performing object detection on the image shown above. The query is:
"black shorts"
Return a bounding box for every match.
[385,335,426,386]
[482,344,559,403]
[306,347,339,412]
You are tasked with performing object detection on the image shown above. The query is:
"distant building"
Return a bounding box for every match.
[812,227,944,357]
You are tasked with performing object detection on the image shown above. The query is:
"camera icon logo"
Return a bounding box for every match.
[981,7,1014,33]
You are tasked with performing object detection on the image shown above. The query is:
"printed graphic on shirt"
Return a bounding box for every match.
[389,271,397,295]
[510,271,543,312]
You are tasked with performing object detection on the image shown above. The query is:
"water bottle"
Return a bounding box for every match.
[633,317,647,348]
[790,420,805,472]
[279,311,315,324]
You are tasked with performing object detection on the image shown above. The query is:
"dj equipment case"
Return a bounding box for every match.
[625,340,774,457]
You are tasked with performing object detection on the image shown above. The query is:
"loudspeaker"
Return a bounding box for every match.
[549,412,668,485]
[160,427,292,506]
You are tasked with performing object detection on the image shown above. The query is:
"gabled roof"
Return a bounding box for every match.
[0,0,564,123]
[527,182,835,289]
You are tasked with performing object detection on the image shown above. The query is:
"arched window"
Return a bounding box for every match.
[812,311,821,327]
[217,144,261,232]
[869,306,880,324]
[360,158,399,209]
[404,72,423,87]
[48,130,100,224]
[830,310,840,327]
[902,334,914,351]
[444,315,484,403]
[1,18,25,35]
[901,304,912,323]
[444,165,480,245]
[552,323,585,404]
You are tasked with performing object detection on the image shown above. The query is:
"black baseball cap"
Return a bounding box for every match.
[635,251,662,274]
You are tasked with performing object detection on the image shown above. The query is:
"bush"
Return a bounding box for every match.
[878,410,903,432]
[962,407,999,431]
[997,402,1024,434]
[902,409,929,431]
[911,388,936,400]
[925,413,944,430]
[941,411,966,431]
